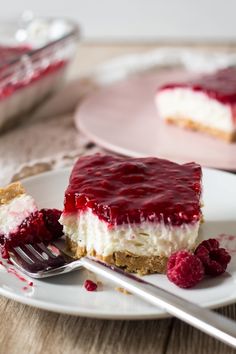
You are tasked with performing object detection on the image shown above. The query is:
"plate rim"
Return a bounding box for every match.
[1,282,236,320]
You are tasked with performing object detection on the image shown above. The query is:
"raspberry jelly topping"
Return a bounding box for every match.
[159,67,236,105]
[0,211,51,258]
[64,154,202,227]
[0,208,63,258]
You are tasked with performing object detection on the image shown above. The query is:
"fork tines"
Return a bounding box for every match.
[10,243,66,273]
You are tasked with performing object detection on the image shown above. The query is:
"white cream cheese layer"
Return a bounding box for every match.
[0,194,37,236]
[156,88,235,133]
[60,209,200,257]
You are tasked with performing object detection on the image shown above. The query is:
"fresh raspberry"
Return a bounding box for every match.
[41,209,63,239]
[194,238,231,276]
[167,250,204,288]
[84,279,97,292]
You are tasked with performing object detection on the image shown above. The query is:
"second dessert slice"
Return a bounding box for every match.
[156,67,236,142]
[60,154,202,274]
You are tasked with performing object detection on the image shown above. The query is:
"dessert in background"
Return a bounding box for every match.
[60,154,202,274]
[0,16,78,132]
[0,44,67,131]
[0,182,63,258]
[156,67,236,142]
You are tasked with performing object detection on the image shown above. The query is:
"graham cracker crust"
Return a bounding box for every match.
[165,117,236,142]
[66,238,168,275]
[0,182,25,205]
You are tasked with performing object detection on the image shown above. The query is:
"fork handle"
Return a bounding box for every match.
[79,257,236,349]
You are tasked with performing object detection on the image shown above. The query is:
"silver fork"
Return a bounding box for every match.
[9,242,236,349]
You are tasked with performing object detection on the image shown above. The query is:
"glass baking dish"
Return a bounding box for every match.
[0,14,79,132]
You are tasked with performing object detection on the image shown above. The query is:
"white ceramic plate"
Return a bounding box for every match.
[0,167,236,319]
[76,70,236,171]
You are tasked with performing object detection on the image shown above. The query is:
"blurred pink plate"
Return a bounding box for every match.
[75,69,236,170]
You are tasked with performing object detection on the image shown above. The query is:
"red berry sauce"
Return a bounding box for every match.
[64,154,202,227]
[159,67,236,106]
[41,208,63,239]
[0,209,63,258]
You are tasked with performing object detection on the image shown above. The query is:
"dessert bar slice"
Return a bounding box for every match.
[0,182,62,258]
[60,154,202,274]
[156,67,236,142]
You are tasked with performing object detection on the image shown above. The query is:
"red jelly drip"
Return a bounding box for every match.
[8,267,27,282]
[159,67,236,105]
[0,259,34,287]
[64,154,202,226]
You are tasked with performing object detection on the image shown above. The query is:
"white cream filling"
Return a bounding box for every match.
[0,194,37,236]
[156,88,235,133]
[60,209,200,257]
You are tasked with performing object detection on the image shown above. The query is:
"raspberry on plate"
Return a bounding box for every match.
[167,250,204,288]
[84,279,97,292]
[194,238,231,276]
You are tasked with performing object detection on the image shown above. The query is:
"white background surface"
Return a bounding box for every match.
[1,0,236,42]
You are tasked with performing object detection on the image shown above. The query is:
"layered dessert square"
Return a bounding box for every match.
[0,182,62,258]
[60,154,202,274]
[156,67,236,142]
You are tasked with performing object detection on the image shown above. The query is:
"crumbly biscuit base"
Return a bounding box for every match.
[165,117,236,142]
[66,238,168,275]
[0,182,25,205]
